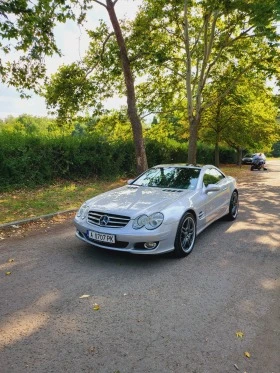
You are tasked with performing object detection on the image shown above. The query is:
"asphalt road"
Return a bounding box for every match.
[0,161,279,373]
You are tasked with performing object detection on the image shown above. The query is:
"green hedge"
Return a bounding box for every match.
[0,133,236,190]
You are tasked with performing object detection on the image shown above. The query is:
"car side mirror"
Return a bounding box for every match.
[204,184,221,193]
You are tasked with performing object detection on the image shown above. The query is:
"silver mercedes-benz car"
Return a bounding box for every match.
[74,164,238,257]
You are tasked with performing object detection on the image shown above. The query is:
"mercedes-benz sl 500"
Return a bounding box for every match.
[74,164,238,257]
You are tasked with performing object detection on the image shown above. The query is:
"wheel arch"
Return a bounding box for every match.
[233,188,239,196]
[173,208,197,257]
[184,208,197,223]
[174,208,197,234]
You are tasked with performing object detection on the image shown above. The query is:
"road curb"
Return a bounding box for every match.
[0,209,77,230]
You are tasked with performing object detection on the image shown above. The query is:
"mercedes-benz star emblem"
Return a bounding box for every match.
[100,215,109,226]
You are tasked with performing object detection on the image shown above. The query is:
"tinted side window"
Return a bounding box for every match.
[203,169,225,186]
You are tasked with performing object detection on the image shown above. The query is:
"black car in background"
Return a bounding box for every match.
[241,154,255,165]
[242,153,266,165]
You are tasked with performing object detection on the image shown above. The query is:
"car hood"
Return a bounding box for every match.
[86,185,194,218]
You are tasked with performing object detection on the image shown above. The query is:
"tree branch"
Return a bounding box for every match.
[190,20,206,58]
[202,64,254,111]
[184,0,193,120]
[229,26,255,45]
[92,0,107,8]
[196,10,219,111]
[201,25,256,88]
[85,32,114,77]
[161,63,186,79]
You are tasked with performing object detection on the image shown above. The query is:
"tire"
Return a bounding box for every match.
[227,191,239,221]
[173,212,196,258]
[250,165,254,171]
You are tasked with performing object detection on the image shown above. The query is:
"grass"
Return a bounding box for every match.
[0,178,127,225]
[0,165,252,225]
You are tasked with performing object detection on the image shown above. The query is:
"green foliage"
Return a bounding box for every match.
[145,139,188,165]
[0,132,132,190]
[0,128,237,191]
[85,110,133,141]
[271,141,280,157]
[200,76,280,156]
[0,0,76,93]
[131,0,280,162]
[0,114,63,135]
[44,63,107,123]
[145,114,188,143]
[43,18,125,122]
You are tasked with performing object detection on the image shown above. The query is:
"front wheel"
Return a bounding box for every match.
[227,191,239,220]
[173,212,196,258]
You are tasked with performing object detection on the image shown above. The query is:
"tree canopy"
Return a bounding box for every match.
[1,0,280,168]
[0,0,79,93]
[131,0,280,163]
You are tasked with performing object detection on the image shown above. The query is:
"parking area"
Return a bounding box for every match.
[0,160,279,373]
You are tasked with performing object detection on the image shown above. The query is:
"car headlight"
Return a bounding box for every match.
[76,203,90,220]
[133,212,164,230]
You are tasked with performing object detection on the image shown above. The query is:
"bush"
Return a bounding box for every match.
[0,133,237,191]
[146,139,188,166]
[271,141,280,157]
[0,133,138,190]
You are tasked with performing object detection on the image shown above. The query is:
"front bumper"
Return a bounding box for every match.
[74,217,178,255]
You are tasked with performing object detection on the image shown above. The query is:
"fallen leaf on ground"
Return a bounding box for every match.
[244,351,251,358]
[5,272,11,275]
[8,258,15,263]
[93,303,100,311]
[79,294,90,299]
[236,331,244,338]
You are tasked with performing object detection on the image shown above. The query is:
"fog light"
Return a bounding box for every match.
[144,242,157,249]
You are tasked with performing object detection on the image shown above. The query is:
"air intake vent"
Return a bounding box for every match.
[162,189,183,193]
[198,211,205,220]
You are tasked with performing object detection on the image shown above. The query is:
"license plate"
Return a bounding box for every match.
[88,230,115,244]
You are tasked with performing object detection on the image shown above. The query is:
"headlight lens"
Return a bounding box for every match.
[133,212,164,230]
[145,212,164,230]
[76,203,90,220]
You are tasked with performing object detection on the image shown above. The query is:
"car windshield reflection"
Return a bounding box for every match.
[132,167,201,190]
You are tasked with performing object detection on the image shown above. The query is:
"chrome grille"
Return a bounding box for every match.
[87,211,130,228]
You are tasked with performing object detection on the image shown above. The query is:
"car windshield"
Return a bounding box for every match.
[132,167,201,190]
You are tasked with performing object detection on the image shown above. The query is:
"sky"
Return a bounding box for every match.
[1,3,279,120]
[0,0,141,119]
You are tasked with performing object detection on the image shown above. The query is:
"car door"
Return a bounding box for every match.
[203,168,230,223]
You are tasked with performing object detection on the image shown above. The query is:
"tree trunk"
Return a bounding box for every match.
[214,104,221,167]
[106,0,148,174]
[214,141,219,167]
[187,117,199,164]
[237,147,242,166]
